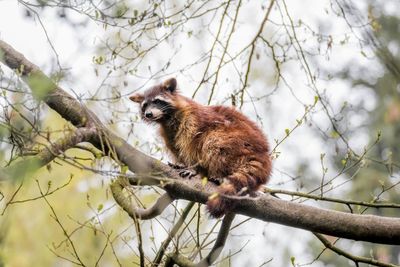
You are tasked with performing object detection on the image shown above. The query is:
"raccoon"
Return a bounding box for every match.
[129,78,272,217]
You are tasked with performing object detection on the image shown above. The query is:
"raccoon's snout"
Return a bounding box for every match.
[143,107,163,120]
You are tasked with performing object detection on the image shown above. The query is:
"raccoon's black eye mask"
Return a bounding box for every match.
[141,102,149,112]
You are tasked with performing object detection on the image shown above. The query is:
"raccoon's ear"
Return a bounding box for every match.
[163,78,177,93]
[129,93,144,103]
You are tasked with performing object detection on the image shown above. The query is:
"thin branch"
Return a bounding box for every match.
[37,180,86,266]
[133,210,146,267]
[2,175,73,215]
[239,0,275,108]
[192,0,231,99]
[314,233,399,267]
[265,188,400,209]
[152,201,196,266]
[207,0,242,105]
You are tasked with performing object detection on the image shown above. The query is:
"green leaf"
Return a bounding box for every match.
[3,157,43,182]
[26,73,55,100]
[128,18,135,25]
[46,163,52,172]
[361,50,367,57]
[377,130,381,139]
[121,165,129,174]
[330,131,340,139]
[290,256,296,266]
[93,55,105,65]
[97,203,103,212]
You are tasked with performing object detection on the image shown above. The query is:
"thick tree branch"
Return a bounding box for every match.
[1,40,400,245]
[196,212,235,267]
[165,253,196,267]
[110,177,174,220]
[162,178,400,245]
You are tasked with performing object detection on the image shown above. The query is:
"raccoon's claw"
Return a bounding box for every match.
[168,162,186,169]
[168,162,198,178]
[208,177,221,185]
[178,169,197,178]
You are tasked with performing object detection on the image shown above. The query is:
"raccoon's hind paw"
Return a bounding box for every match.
[206,182,237,218]
[206,197,228,218]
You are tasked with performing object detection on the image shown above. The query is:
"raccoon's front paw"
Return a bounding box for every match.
[178,169,197,178]
[168,162,198,178]
[168,162,186,170]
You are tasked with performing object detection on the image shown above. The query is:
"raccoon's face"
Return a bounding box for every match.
[139,95,174,122]
[129,78,177,122]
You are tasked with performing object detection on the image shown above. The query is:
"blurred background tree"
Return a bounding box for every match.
[305,1,400,266]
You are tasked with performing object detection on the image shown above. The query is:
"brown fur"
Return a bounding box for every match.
[130,78,272,217]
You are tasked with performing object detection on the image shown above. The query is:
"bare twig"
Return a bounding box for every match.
[152,201,196,266]
[37,180,86,266]
[264,188,400,209]
[239,0,275,108]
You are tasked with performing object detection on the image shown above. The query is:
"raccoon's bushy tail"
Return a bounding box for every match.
[206,159,271,218]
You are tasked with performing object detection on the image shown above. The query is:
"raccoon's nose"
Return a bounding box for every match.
[145,111,153,119]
